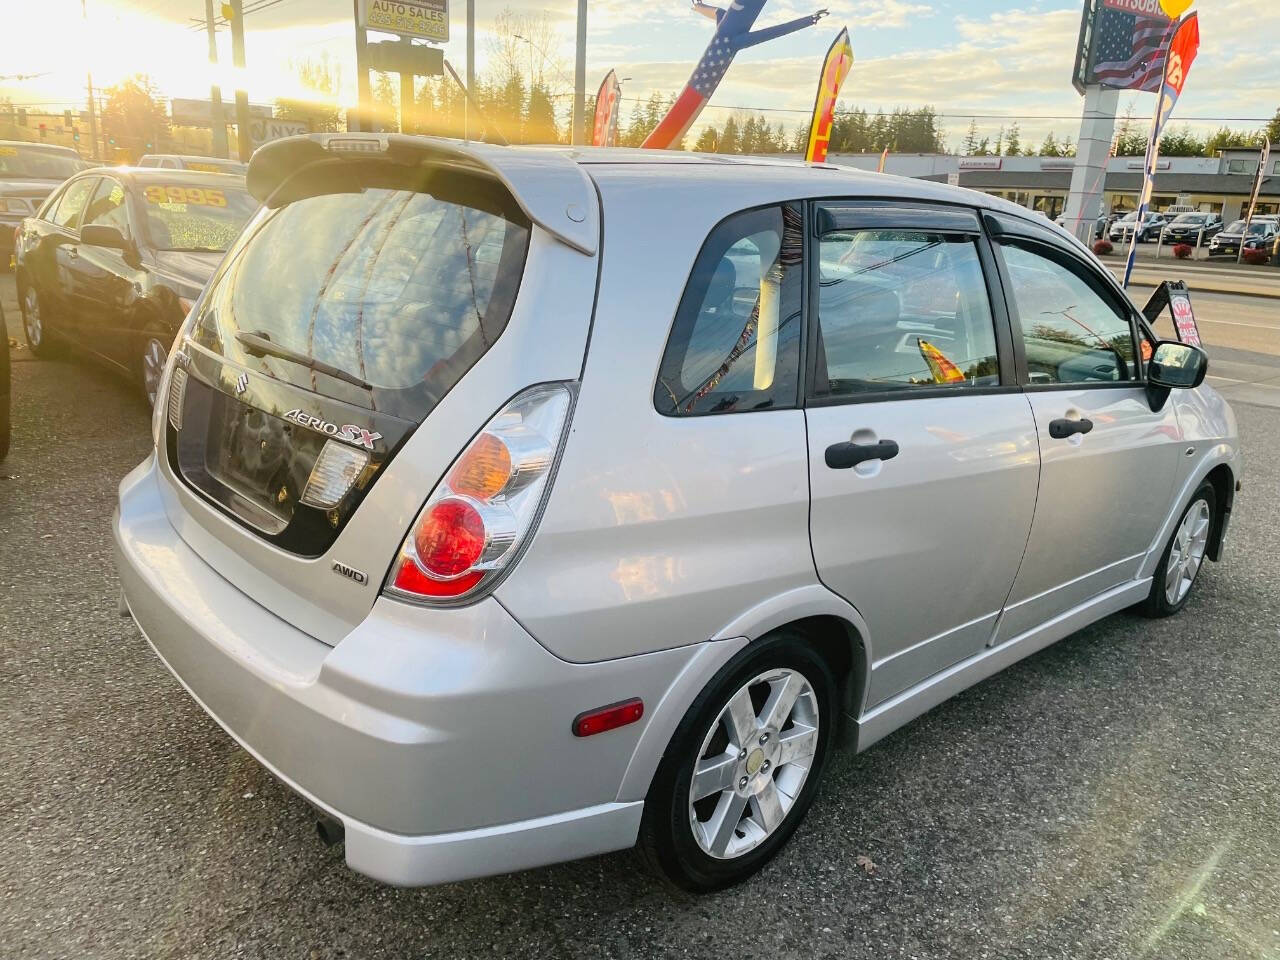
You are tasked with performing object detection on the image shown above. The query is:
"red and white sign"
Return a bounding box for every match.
[1170,291,1201,347]
[959,157,1002,170]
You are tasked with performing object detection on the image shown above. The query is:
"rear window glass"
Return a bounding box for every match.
[139,181,258,252]
[189,168,530,422]
[0,144,85,180]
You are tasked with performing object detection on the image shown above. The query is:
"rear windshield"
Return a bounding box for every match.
[0,144,84,180]
[139,180,258,252]
[189,167,530,422]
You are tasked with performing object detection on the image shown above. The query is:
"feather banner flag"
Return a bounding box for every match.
[1123,12,1200,288]
[643,0,829,150]
[804,28,853,163]
[877,146,889,173]
[591,70,622,147]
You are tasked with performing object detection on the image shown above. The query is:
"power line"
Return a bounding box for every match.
[186,0,295,32]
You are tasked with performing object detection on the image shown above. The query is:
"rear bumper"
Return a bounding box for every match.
[114,455,739,885]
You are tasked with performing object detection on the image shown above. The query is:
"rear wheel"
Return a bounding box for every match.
[1139,482,1216,618]
[140,336,168,407]
[638,631,836,892]
[20,286,61,359]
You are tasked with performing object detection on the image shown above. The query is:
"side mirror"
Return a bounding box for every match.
[80,223,127,250]
[1146,340,1207,411]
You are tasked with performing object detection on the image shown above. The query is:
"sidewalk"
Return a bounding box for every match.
[1098,254,1280,299]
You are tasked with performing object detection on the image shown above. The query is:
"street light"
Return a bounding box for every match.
[512,33,535,87]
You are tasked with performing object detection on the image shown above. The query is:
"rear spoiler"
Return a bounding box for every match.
[246,133,599,256]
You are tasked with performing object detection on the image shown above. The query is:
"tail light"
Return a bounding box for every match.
[385,383,575,603]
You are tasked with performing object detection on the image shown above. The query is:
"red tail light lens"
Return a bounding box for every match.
[386,383,574,603]
[412,499,486,577]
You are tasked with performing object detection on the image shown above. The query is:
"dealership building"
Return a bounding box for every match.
[826,148,1278,223]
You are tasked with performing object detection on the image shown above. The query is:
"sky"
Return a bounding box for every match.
[0,0,1277,151]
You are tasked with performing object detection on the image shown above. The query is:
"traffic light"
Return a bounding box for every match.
[63,109,73,127]
[72,128,81,143]
[108,135,116,147]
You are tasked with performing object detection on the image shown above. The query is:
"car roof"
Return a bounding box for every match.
[251,134,1068,259]
[78,166,247,185]
[0,139,81,157]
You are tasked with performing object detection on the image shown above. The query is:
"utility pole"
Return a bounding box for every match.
[571,0,587,145]
[353,0,371,132]
[228,0,252,160]
[205,0,229,158]
[465,0,475,140]
[81,0,100,160]
[399,38,415,133]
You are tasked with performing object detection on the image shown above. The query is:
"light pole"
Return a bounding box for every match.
[513,34,535,87]
[81,0,100,160]
[572,0,586,145]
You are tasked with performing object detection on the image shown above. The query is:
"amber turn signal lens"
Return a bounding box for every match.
[449,432,512,499]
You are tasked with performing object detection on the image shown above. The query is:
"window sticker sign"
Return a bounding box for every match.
[359,0,448,43]
[143,186,228,208]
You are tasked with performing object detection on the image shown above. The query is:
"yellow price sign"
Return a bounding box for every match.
[0,146,18,157]
[143,185,227,207]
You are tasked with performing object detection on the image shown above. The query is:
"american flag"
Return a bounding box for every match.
[1092,6,1175,92]
[644,32,738,148]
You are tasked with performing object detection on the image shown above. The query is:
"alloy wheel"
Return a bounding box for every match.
[142,338,168,407]
[1165,498,1211,605]
[23,288,41,348]
[688,668,819,860]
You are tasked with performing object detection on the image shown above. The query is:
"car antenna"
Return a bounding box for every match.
[443,59,509,147]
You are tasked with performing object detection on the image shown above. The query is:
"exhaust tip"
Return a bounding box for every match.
[315,813,345,848]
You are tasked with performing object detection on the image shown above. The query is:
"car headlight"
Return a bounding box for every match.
[0,197,32,215]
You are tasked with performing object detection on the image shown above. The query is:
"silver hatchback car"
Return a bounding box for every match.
[114,135,1241,892]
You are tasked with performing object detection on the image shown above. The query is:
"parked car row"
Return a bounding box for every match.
[2,140,90,271]
[1208,218,1279,258]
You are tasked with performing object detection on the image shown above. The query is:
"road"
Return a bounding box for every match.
[2,273,1279,959]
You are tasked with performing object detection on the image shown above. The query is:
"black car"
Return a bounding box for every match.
[1161,212,1222,245]
[13,168,257,404]
[1208,219,1277,259]
[1109,211,1167,244]
[1,140,88,271]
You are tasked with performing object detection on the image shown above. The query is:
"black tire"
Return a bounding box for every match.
[637,631,837,893]
[0,302,9,461]
[19,285,62,359]
[1139,481,1216,619]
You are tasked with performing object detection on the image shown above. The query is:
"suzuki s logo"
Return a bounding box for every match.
[282,409,383,451]
[235,372,249,396]
[332,561,368,586]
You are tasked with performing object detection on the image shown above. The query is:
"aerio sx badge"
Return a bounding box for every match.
[282,409,382,451]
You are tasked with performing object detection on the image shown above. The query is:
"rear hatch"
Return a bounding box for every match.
[156,135,601,644]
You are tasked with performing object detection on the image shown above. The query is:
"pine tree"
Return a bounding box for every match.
[1004,121,1022,157]
[1038,132,1061,157]
[693,125,718,152]
[719,115,740,154]
[962,119,979,155]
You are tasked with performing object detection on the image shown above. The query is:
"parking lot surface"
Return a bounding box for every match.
[2,273,1279,959]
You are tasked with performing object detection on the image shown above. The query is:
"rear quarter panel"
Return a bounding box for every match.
[497,167,819,663]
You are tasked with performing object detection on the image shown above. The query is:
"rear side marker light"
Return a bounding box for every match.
[573,699,645,738]
[385,383,574,603]
[167,365,188,431]
[302,439,369,509]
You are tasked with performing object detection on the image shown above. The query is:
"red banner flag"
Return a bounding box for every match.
[591,70,621,147]
[804,28,853,163]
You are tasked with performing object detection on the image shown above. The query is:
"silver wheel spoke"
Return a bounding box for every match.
[724,687,758,747]
[1166,561,1182,594]
[705,791,749,857]
[688,666,821,860]
[691,753,739,802]
[777,725,818,766]
[759,673,802,732]
[750,782,785,834]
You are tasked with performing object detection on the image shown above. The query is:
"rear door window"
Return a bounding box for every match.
[812,229,1001,396]
[190,167,530,422]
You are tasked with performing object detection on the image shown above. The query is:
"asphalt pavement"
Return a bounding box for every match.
[2,274,1279,959]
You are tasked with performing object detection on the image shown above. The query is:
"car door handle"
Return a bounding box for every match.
[1048,418,1094,440]
[825,439,900,469]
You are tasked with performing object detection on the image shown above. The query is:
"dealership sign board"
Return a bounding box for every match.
[959,157,1002,170]
[250,119,310,147]
[359,0,448,43]
[171,98,272,128]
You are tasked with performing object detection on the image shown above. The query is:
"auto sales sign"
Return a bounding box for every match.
[360,0,448,43]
